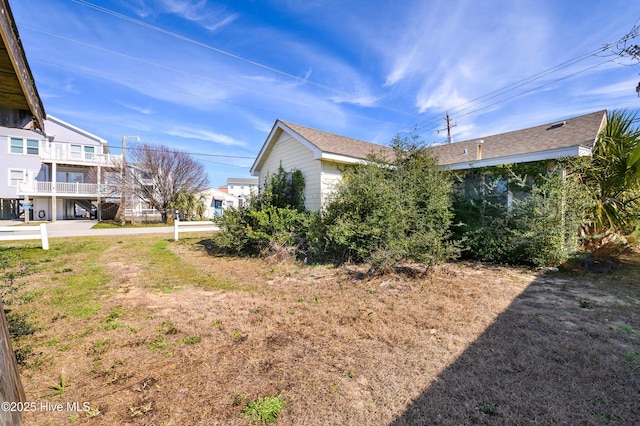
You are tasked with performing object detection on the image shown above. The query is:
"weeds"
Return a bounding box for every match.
[46,374,68,397]
[624,350,640,363]
[13,345,33,365]
[102,307,124,330]
[5,311,38,338]
[480,404,497,415]
[148,338,168,350]
[240,395,285,424]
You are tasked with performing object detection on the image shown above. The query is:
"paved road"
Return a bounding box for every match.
[0,220,176,238]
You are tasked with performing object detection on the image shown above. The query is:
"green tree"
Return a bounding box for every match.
[451,161,585,266]
[170,191,198,220]
[128,143,209,222]
[572,109,640,246]
[322,135,458,270]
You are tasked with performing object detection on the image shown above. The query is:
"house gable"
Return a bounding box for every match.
[44,116,108,149]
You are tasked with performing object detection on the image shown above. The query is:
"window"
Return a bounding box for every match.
[26,139,39,155]
[9,138,39,155]
[84,146,95,160]
[10,138,22,154]
[69,172,84,183]
[70,145,81,160]
[9,169,25,186]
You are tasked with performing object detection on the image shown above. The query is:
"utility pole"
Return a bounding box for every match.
[437,112,457,143]
[120,135,140,226]
[120,135,127,227]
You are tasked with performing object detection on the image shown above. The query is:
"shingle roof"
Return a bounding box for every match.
[428,110,607,166]
[280,120,393,160]
[257,110,606,172]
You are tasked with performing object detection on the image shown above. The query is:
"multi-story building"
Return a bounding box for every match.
[1,116,120,221]
[226,177,258,205]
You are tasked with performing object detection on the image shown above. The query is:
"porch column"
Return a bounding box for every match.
[97,165,102,221]
[51,162,57,222]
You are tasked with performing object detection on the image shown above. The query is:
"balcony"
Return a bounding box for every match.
[39,149,121,166]
[17,180,120,197]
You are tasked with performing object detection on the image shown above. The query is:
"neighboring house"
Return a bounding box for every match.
[198,187,240,218]
[251,111,607,211]
[1,0,120,222]
[226,177,258,205]
[250,120,391,211]
[1,116,120,221]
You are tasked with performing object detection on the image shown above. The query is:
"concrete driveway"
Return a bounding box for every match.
[0,220,174,238]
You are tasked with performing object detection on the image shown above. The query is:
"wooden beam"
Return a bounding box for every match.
[0,0,45,130]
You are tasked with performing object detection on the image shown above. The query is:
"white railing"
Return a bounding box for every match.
[39,150,121,166]
[173,217,218,241]
[17,181,120,196]
[0,224,49,250]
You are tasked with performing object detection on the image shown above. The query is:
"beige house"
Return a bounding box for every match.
[250,120,391,211]
[251,111,607,212]
[428,109,606,170]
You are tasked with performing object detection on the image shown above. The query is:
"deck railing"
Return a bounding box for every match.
[17,181,119,196]
[39,150,121,166]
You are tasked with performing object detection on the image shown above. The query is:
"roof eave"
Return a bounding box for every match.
[443,145,592,171]
[0,0,45,131]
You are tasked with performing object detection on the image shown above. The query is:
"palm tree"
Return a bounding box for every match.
[171,192,197,221]
[576,109,640,245]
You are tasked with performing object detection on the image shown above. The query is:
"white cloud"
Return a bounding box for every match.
[120,103,155,115]
[204,14,238,32]
[157,0,237,32]
[164,127,247,147]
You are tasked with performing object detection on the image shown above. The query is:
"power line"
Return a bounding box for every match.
[21,25,409,128]
[412,49,615,136]
[409,28,639,141]
[69,0,418,120]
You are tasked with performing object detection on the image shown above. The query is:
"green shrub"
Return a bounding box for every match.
[213,168,311,259]
[452,162,584,266]
[322,136,459,270]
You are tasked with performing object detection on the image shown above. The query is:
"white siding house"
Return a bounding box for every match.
[198,187,240,218]
[251,111,607,212]
[226,177,258,205]
[1,116,119,221]
[250,120,391,211]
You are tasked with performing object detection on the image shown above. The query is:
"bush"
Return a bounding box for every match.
[452,162,584,266]
[321,136,459,270]
[212,167,311,260]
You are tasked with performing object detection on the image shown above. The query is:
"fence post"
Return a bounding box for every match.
[174,214,180,241]
[40,223,49,250]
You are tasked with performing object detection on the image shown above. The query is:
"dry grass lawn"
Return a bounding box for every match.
[1,233,639,425]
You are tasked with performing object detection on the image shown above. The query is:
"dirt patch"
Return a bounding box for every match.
[6,237,640,425]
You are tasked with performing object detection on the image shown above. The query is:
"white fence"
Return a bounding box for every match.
[0,224,49,250]
[173,218,218,241]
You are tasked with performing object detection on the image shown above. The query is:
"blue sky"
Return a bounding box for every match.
[11,0,640,187]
